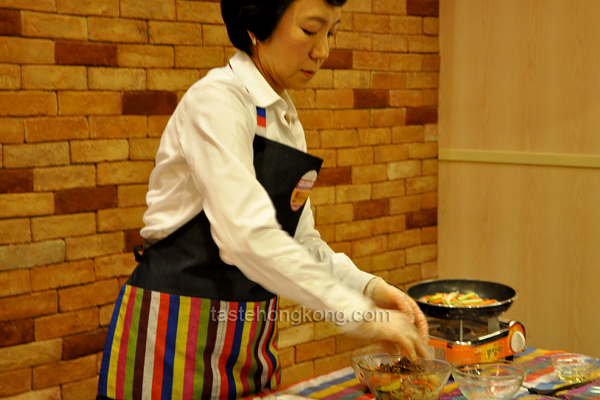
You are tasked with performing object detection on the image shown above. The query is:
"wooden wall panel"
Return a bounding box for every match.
[439,161,600,356]
[440,0,600,154]
[439,0,600,357]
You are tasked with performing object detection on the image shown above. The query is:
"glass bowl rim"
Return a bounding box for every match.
[550,353,596,363]
[452,359,527,380]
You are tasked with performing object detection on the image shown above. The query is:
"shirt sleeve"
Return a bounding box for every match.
[294,198,376,295]
[174,78,375,324]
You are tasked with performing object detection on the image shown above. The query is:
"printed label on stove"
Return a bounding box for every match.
[476,341,505,361]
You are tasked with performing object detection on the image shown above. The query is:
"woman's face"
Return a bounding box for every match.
[252,0,342,94]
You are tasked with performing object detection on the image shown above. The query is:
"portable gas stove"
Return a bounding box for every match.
[407,279,527,365]
[427,316,526,364]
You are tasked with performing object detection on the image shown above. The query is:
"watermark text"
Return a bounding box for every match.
[210,307,391,326]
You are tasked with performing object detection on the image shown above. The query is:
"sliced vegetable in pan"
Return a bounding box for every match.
[421,291,499,306]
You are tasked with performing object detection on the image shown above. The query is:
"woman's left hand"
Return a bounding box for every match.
[366,278,429,340]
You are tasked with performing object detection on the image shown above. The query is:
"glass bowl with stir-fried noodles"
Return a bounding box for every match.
[358,355,452,400]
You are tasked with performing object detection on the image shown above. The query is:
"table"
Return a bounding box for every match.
[265,348,600,400]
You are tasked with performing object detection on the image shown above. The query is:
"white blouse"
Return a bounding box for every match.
[141,51,375,326]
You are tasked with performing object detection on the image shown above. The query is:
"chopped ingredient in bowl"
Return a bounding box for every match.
[371,359,441,399]
[377,358,427,374]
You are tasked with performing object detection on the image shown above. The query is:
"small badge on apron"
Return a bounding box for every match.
[290,170,318,211]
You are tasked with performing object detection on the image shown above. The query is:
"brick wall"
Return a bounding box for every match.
[0,0,439,397]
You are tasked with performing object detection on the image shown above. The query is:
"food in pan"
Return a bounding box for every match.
[408,279,517,319]
[420,291,499,306]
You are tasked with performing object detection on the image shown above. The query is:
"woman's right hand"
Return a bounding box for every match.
[350,308,430,360]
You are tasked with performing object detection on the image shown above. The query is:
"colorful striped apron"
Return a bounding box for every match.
[97,106,323,400]
[98,285,279,400]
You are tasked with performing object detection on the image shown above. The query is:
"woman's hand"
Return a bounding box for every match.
[357,277,430,359]
[374,309,430,360]
[348,308,429,360]
[365,277,429,339]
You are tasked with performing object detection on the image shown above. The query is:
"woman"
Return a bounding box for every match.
[97,0,429,399]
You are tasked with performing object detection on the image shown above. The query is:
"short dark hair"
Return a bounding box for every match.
[221,0,346,56]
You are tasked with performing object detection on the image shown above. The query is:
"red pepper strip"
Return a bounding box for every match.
[412,379,434,392]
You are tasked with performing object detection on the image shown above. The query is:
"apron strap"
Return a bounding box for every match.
[133,245,143,262]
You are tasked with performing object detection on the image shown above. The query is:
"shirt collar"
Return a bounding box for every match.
[228,51,284,110]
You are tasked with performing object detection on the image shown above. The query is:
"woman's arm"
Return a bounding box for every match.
[294,198,376,295]
[176,77,375,322]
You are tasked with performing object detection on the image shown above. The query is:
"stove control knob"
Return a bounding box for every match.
[510,331,526,353]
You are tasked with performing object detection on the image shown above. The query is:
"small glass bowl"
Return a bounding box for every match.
[452,360,527,400]
[550,353,596,383]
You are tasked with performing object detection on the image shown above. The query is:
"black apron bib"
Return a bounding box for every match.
[126,134,323,301]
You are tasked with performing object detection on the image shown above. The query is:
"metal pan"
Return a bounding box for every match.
[406,279,517,320]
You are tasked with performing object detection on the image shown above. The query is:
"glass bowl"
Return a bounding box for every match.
[357,355,452,400]
[550,353,596,383]
[452,360,526,400]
